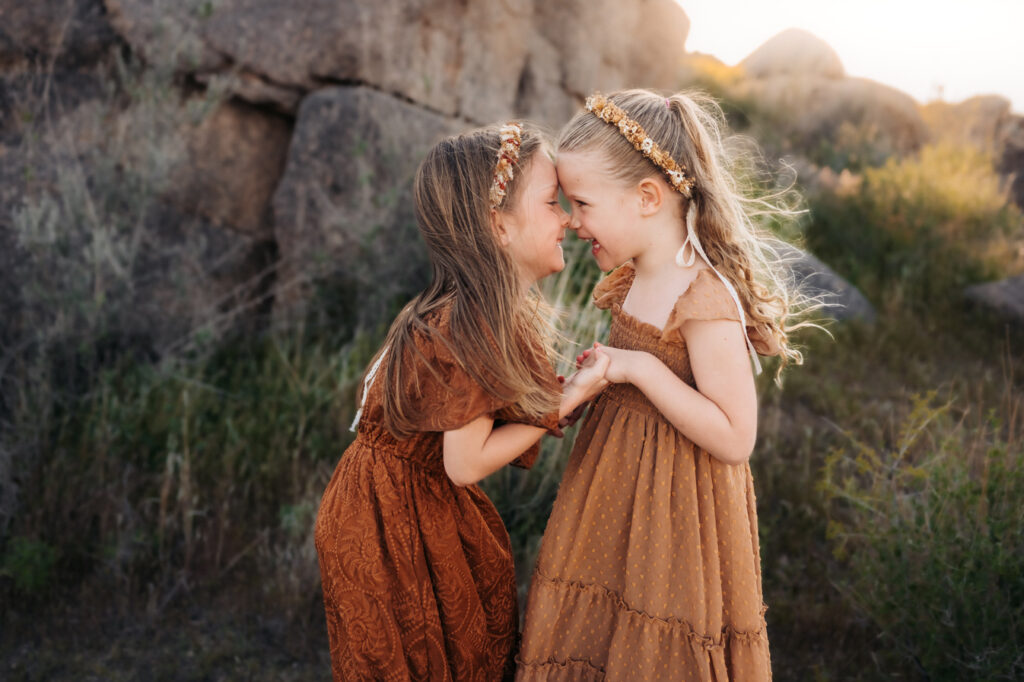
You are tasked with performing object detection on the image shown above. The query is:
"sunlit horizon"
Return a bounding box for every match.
[680,0,1024,114]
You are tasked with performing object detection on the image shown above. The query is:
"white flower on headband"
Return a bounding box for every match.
[668,170,684,187]
[641,138,654,153]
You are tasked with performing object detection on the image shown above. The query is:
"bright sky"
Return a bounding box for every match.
[680,0,1024,113]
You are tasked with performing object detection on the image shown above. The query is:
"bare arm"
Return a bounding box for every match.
[595,317,757,465]
[443,353,609,486]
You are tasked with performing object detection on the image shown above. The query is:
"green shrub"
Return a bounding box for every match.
[807,143,1024,310]
[821,391,1024,680]
[1,536,60,596]
[810,120,898,172]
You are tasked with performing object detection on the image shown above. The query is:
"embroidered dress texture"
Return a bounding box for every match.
[316,301,559,681]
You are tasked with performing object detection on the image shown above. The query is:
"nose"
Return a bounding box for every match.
[567,209,580,231]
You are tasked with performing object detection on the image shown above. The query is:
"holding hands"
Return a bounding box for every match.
[576,342,643,385]
[552,341,646,435]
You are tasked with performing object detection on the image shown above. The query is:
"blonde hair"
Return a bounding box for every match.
[559,88,812,370]
[371,123,560,438]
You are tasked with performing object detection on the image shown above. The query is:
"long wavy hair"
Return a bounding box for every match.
[559,88,815,371]
[369,123,560,438]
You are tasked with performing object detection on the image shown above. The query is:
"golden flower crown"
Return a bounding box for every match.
[585,93,695,197]
[489,122,523,208]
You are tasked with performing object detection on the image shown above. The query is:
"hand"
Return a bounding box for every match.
[575,347,595,369]
[593,343,641,384]
[564,347,610,405]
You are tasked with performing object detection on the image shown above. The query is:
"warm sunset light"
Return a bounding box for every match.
[682,0,1024,112]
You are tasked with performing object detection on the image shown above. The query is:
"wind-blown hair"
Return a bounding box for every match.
[559,88,815,371]
[370,123,560,438]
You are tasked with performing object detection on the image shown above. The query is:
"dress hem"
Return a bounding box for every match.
[531,569,769,651]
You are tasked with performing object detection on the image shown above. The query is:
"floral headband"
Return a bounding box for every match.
[489,122,523,209]
[585,93,695,198]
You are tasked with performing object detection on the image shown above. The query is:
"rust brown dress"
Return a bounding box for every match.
[517,264,774,681]
[315,301,559,681]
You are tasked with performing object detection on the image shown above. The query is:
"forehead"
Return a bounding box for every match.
[555,150,612,189]
[521,153,557,188]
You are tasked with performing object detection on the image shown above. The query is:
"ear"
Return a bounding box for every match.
[490,208,512,246]
[636,177,665,217]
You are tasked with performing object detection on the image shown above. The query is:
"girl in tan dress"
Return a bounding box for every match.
[517,91,807,681]
[315,123,609,681]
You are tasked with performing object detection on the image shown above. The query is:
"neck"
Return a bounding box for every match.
[631,213,686,278]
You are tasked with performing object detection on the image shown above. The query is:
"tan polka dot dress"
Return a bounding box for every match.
[517,264,774,681]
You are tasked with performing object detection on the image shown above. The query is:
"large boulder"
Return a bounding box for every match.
[271,86,462,326]
[0,0,120,141]
[730,29,929,158]
[1001,117,1024,209]
[965,275,1024,327]
[535,0,692,100]
[921,95,1024,210]
[100,0,692,124]
[168,99,292,237]
[920,95,1017,150]
[0,82,285,356]
[739,28,844,80]
[775,242,876,322]
[0,0,118,72]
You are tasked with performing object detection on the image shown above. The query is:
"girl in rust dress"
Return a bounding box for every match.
[315,122,609,681]
[517,91,811,680]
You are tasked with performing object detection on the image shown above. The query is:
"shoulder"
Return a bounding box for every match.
[407,299,451,352]
[401,299,506,429]
[662,269,783,357]
[662,269,741,341]
[592,262,636,310]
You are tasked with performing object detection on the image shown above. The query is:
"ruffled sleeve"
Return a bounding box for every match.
[407,306,561,467]
[662,269,782,356]
[592,263,636,310]
[408,326,507,433]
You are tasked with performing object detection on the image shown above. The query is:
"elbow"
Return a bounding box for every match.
[712,431,756,466]
[443,456,481,487]
[446,471,477,487]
